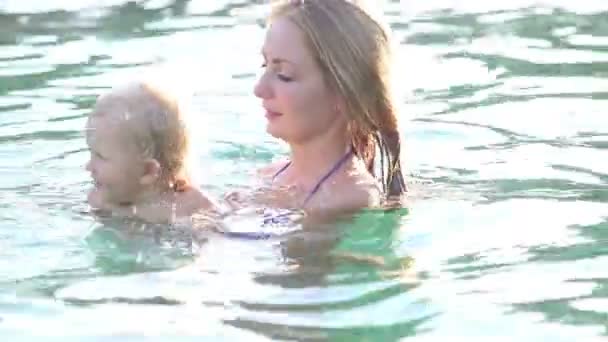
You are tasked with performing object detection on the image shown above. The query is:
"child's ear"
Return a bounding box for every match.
[140,158,161,186]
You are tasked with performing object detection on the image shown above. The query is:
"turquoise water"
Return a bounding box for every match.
[1,0,607,340]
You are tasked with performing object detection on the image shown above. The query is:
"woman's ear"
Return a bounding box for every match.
[332,94,349,125]
[139,158,161,186]
[332,93,346,115]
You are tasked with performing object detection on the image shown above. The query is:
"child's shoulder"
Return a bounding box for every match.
[176,186,218,216]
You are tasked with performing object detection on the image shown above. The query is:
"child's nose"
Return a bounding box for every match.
[85,159,93,172]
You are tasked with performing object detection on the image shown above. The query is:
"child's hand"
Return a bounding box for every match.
[87,189,131,217]
[87,188,107,210]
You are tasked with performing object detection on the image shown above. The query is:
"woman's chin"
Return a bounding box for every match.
[265,124,284,140]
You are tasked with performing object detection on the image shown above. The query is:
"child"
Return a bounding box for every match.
[85,80,217,224]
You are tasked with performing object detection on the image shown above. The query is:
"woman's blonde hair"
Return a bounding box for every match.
[93,81,194,191]
[269,0,406,198]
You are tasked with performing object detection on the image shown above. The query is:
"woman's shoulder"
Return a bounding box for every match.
[309,170,382,217]
[337,172,382,210]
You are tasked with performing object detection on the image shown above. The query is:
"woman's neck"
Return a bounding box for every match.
[284,128,353,191]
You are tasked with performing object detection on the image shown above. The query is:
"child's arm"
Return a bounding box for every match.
[177,187,222,217]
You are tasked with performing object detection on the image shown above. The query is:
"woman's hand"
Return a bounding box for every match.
[223,190,247,210]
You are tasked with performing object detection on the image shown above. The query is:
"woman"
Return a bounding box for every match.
[226,0,406,227]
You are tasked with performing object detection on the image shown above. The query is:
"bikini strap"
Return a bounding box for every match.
[272,161,291,181]
[302,148,353,206]
[271,148,354,207]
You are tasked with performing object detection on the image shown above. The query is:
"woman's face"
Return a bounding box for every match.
[254,17,346,144]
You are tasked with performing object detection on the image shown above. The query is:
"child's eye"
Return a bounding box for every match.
[277,74,293,82]
[90,150,105,160]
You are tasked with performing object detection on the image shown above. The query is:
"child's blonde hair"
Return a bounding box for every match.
[92,80,195,191]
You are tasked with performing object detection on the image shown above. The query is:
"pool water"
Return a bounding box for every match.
[1,0,607,340]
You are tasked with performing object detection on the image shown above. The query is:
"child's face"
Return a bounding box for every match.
[85,114,145,205]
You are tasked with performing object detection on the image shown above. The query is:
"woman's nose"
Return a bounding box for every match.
[254,72,272,99]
